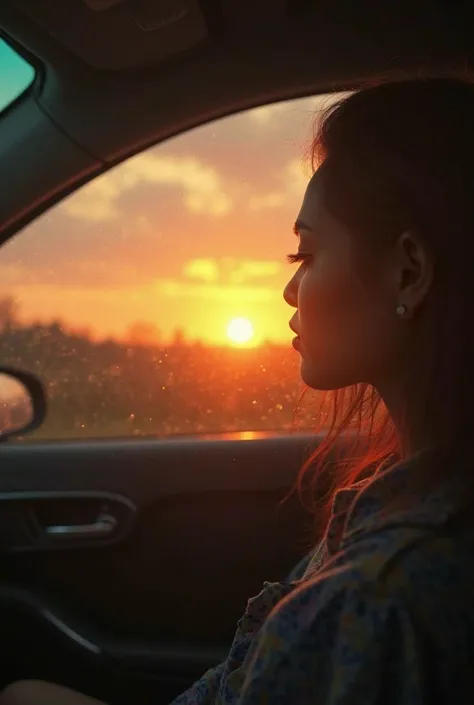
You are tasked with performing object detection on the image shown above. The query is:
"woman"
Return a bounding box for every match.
[4,76,474,704]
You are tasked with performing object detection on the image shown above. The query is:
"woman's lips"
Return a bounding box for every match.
[292,335,301,350]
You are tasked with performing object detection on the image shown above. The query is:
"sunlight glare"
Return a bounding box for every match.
[226,317,254,345]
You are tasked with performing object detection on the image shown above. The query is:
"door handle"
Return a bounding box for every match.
[44,513,117,538]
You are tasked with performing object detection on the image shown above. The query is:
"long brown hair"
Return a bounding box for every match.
[295,78,474,531]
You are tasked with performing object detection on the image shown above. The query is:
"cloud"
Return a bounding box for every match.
[183,257,283,285]
[59,93,344,225]
[183,258,219,282]
[4,278,281,313]
[59,177,121,222]
[225,259,282,284]
[155,279,280,303]
[248,192,286,211]
[0,261,145,288]
[285,158,312,195]
[0,255,283,291]
[246,93,344,130]
[246,100,310,127]
[247,103,285,125]
[61,154,233,222]
[245,159,310,212]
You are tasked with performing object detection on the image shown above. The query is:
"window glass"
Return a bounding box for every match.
[0,94,342,441]
[0,38,35,111]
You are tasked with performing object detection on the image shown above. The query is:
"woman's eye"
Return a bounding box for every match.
[286,252,312,265]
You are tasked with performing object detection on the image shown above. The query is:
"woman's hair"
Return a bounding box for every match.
[295,77,474,531]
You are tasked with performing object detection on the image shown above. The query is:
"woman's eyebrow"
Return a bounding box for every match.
[293,219,313,235]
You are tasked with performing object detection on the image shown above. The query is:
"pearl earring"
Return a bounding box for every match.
[396,304,407,317]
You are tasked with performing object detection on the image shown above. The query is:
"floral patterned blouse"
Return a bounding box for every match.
[171,454,474,704]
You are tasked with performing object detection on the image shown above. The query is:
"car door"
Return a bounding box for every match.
[0,37,336,705]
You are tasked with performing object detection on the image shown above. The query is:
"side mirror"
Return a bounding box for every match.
[0,367,46,441]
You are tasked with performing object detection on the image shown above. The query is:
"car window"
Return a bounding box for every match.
[0,94,342,441]
[0,37,35,111]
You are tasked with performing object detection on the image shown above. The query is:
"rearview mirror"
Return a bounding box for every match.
[0,367,46,441]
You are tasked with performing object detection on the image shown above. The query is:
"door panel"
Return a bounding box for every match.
[0,434,321,704]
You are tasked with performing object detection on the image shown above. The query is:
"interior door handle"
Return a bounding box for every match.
[44,513,117,538]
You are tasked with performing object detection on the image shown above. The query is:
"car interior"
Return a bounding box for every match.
[0,1,472,703]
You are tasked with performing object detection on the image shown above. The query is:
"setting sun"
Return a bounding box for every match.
[226,317,254,345]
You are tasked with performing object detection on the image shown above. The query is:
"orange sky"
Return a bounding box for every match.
[1,93,342,346]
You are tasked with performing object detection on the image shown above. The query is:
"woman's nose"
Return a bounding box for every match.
[283,275,298,308]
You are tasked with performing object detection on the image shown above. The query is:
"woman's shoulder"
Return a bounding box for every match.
[304,511,474,611]
[271,520,461,624]
[238,519,474,704]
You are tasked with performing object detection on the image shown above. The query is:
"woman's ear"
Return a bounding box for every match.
[393,230,433,316]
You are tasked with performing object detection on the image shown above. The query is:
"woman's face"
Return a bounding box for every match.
[284,174,404,391]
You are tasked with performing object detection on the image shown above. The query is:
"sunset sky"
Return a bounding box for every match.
[1,89,343,346]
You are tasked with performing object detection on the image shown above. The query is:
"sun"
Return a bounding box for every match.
[226,317,254,345]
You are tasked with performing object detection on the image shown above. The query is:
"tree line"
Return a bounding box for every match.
[0,298,320,441]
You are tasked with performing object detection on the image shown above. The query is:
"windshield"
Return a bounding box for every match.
[0,37,35,112]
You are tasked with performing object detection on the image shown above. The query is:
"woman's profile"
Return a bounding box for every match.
[4,76,474,704]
